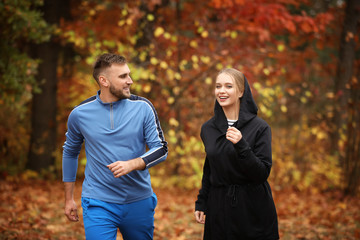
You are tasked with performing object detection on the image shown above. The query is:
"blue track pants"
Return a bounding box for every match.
[81,193,157,240]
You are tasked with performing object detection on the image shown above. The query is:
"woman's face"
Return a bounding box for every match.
[215,73,243,110]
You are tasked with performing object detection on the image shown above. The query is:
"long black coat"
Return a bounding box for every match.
[195,76,279,240]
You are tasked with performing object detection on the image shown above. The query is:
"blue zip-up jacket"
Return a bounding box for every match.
[62,91,168,204]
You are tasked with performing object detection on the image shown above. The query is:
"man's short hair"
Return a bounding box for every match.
[93,53,127,83]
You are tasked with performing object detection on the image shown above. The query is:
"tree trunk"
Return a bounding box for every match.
[331,0,359,153]
[344,64,360,196]
[27,0,69,172]
[331,0,360,195]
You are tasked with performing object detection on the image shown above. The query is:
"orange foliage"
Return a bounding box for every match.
[0,179,359,239]
[51,0,350,193]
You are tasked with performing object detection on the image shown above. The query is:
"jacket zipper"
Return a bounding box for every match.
[110,103,114,129]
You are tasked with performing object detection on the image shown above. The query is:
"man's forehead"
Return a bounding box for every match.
[108,63,130,73]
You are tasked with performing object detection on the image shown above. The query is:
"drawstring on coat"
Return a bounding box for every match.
[227,185,239,207]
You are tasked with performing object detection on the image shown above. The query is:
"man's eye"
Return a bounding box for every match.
[120,74,127,78]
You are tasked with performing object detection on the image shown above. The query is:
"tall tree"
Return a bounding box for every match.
[0,0,54,173]
[27,0,71,172]
[344,63,360,195]
[331,0,360,195]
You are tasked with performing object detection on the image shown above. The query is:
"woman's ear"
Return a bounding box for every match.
[239,91,244,98]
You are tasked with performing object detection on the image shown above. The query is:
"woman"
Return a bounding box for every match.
[194,68,279,240]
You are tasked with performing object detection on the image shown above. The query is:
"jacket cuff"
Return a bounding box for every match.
[195,202,207,213]
[234,137,249,153]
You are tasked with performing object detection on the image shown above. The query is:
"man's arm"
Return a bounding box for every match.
[139,98,168,169]
[62,108,83,222]
[107,157,146,178]
[64,182,79,222]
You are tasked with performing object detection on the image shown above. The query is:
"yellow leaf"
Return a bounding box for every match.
[154,27,164,37]
[89,9,96,16]
[169,117,179,127]
[191,55,199,63]
[150,57,158,65]
[190,40,198,48]
[174,72,181,80]
[167,97,175,104]
[166,50,173,57]
[201,31,209,38]
[173,86,180,95]
[167,69,174,80]
[149,73,156,80]
[126,19,132,25]
[277,44,285,52]
[216,63,223,70]
[143,84,151,93]
[326,92,334,98]
[118,20,125,26]
[147,14,155,21]
[164,32,171,39]
[168,129,175,136]
[160,61,168,69]
[200,56,210,64]
[230,31,238,39]
[205,77,212,85]
[263,68,270,76]
[253,82,261,90]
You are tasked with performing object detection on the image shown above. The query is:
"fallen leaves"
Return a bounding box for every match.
[0,180,359,240]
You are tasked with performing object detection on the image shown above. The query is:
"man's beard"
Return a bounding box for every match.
[109,83,130,100]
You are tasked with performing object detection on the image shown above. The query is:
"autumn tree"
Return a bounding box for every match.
[332,0,360,195]
[27,0,72,172]
[0,0,54,174]
[55,0,346,191]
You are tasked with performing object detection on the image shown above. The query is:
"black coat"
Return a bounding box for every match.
[195,76,279,240]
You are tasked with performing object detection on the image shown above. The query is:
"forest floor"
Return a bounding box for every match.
[0,179,359,240]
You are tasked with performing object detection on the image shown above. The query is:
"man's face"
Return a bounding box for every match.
[105,63,133,100]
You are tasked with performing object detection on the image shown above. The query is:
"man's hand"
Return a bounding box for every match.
[107,157,146,178]
[64,199,79,222]
[64,182,79,222]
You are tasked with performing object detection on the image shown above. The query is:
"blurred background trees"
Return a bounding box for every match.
[1,0,359,195]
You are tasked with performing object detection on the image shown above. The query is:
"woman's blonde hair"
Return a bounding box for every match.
[217,68,245,95]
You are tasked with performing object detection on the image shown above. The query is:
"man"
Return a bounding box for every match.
[62,53,168,240]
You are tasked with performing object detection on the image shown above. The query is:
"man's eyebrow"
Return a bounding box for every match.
[119,73,129,77]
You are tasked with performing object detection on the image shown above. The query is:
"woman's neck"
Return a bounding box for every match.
[222,105,239,120]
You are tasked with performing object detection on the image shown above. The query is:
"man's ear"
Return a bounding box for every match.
[99,75,109,87]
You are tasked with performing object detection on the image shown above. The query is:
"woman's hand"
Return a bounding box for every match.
[226,126,242,144]
[194,211,205,224]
